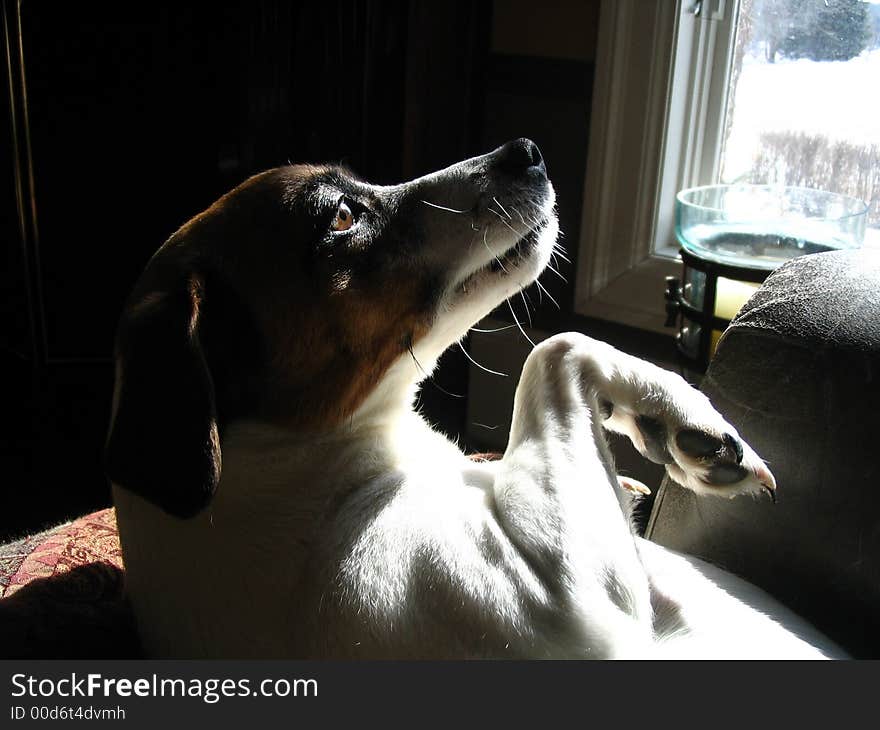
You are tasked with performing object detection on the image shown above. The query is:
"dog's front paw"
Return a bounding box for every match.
[529,333,776,501]
[604,391,776,502]
[666,423,776,501]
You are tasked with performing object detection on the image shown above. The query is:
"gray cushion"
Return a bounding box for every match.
[647,249,880,657]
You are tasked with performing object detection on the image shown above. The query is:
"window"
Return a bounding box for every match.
[721,0,880,247]
[576,0,880,333]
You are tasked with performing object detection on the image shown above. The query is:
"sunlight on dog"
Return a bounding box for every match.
[106,140,844,659]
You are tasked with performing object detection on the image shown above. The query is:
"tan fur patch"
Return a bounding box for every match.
[131,165,434,434]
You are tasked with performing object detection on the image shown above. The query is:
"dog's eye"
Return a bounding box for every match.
[331,202,355,232]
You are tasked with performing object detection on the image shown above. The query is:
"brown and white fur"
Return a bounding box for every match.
[107,139,844,659]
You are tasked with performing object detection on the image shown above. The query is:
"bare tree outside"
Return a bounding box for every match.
[721,0,880,235]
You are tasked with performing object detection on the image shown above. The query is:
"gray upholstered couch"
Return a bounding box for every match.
[647,249,880,658]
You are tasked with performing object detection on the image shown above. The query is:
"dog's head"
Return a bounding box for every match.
[105,138,558,517]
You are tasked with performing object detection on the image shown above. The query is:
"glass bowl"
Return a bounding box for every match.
[675,185,868,270]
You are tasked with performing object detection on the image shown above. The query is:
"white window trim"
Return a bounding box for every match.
[574,0,739,334]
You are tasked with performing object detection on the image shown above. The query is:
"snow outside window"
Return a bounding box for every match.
[575,0,880,333]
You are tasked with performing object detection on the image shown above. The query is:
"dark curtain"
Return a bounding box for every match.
[1,0,491,539]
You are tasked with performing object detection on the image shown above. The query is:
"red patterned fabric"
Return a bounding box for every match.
[467,452,502,463]
[0,509,123,598]
[0,508,139,658]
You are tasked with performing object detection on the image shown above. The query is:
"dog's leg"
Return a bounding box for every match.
[517,333,775,500]
[577,337,776,500]
[493,332,776,657]
[493,334,656,658]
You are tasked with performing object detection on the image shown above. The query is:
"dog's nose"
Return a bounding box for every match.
[494,138,545,175]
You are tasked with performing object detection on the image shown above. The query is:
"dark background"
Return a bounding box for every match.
[2,1,670,540]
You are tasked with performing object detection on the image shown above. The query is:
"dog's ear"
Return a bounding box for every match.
[105,272,221,518]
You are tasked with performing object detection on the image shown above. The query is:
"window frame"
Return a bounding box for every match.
[574,0,739,333]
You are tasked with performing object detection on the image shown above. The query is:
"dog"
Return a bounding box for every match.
[106,139,844,658]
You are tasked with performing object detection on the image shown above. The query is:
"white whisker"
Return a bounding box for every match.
[534,279,560,309]
[546,261,567,282]
[507,299,536,347]
[520,290,533,327]
[409,345,465,398]
[492,197,512,220]
[469,324,517,333]
[488,207,522,238]
[421,200,471,214]
[458,342,508,377]
[552,246,571,263]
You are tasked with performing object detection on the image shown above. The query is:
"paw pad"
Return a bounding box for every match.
[676,429,743,464]
[635,415,673,465]
[704,463,749,485]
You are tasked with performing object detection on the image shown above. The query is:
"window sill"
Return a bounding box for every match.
[576,254,681,335]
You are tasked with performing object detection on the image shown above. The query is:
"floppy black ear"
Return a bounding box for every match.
[106,273,220,518]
